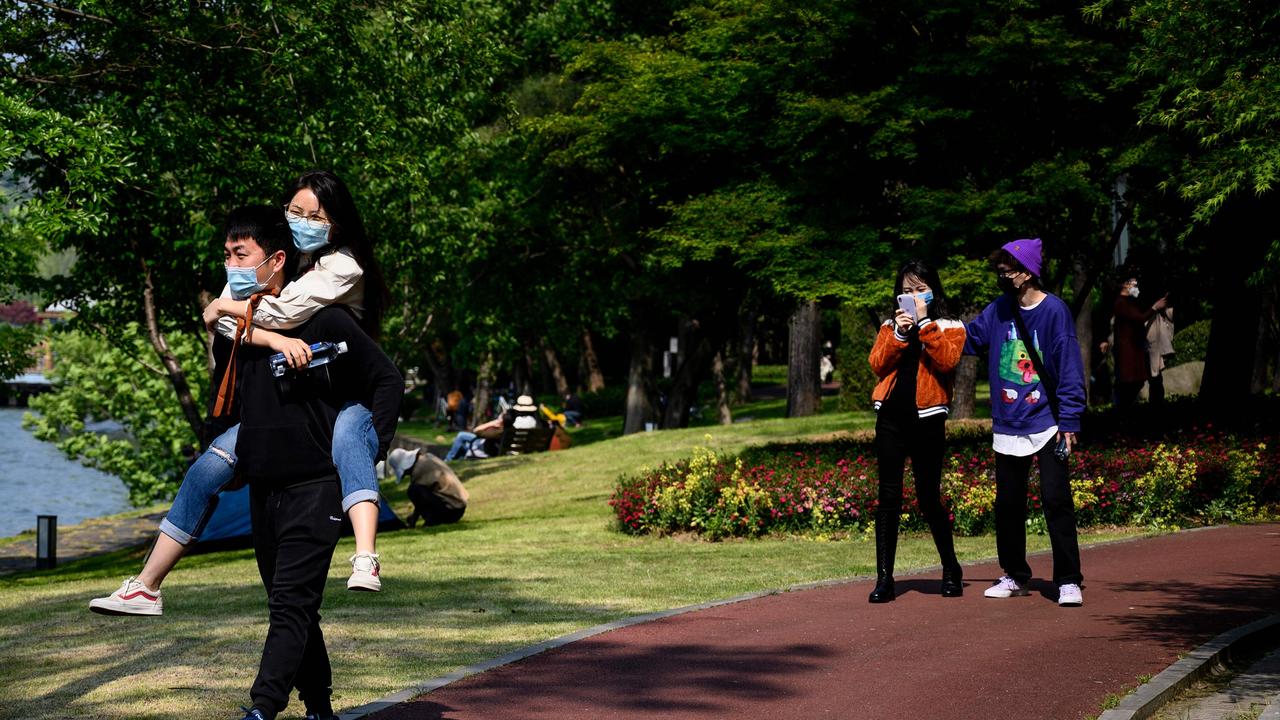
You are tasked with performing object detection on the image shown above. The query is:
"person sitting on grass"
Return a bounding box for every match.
[443,413,505,460]
[192,205,401,720]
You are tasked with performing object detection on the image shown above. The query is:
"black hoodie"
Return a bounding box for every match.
[234,306,402,488]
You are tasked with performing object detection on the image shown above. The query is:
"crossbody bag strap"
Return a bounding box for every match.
[211,288,280,418]
[1009,305,1060,424]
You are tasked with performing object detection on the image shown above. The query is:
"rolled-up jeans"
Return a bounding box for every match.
[159,402,379,546]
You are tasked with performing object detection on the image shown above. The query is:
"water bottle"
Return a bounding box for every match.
[270,341,349,378]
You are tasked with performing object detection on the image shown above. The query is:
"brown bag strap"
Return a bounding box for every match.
[212,288,279,418]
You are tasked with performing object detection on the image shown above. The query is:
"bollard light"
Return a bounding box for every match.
[36,515,57,570]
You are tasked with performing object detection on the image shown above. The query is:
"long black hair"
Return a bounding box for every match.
[283,170,389,340]
[894,258,955,320]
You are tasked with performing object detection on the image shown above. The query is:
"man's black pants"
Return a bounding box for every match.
[250,478,343,719]
[994,441,1083,586]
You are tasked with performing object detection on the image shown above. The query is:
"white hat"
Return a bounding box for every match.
[513,394,537,412]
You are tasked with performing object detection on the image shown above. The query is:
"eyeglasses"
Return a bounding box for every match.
[996,267,1021,278]
[283,204,331,225]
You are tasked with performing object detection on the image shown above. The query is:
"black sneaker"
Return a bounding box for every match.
[237,707,267,720]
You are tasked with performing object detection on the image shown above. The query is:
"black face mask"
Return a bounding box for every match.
[997,275,1017,295]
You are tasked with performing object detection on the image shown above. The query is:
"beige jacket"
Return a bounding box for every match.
[216,248,365,340]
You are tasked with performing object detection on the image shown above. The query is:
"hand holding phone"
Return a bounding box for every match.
[1053,433,1073,462]
[896,293,917,321]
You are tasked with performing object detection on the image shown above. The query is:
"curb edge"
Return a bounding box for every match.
[1097,613,1280,720]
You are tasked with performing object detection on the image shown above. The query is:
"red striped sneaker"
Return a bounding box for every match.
[89,576,164,616]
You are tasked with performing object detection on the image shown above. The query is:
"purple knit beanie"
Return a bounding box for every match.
[1001,238,1042,278]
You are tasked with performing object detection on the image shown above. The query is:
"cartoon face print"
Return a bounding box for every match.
[998,324,1041,386]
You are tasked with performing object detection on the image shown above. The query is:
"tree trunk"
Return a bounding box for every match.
[142,261,205,443]
[541,338,570,397]
[421,338,455,422]
[522,349,538,396]
[470,352,495,427]
[663,331,714,429]
[1251,281,1276,394]
[735,305,756,403]
[786,300,821,417]
[951,355,978,419]
[1200,197,1266,413]
[1075,292,1095,405]
[712,350,732,425]
[580,329,606,393]
[623,327,658,435]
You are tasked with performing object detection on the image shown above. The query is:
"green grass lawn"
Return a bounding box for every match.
[0,401,1143,719]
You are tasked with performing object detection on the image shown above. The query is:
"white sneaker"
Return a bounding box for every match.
[1058,583,1083,607]
[347,553,381,592]
[984,575,1030,598]
[89,576,164,616]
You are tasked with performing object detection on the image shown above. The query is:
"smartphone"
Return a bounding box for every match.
[896,293,917,320]
[1053,436,1071,462]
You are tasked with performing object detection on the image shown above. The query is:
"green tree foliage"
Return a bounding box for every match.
[23,326,207,505]
[1088,0,1280,225]
[2,0,507,434]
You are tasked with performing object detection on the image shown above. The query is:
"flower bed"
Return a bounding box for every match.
[610,426,1279,539]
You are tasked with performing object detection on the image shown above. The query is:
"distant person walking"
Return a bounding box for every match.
[963,238,1086,607]
[1108,276,1169,408]
[867,260,967,602]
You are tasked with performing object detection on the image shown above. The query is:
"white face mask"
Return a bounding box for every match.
[1129,286,1140,299]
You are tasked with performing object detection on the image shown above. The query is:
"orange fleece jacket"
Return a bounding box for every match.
[868,317,967,417]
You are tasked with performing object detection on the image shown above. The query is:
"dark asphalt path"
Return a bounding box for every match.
[370,523,1280,720]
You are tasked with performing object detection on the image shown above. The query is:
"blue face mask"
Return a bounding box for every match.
[287,213,331,253]
[225,257,274,300]
[916,290,934,305]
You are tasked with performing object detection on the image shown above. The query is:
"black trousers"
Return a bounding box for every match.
[1148,373,1165,405]
[406,484,466,527]
[249,478,343,720]
[994,441,1083,586]
[875,412,957,569]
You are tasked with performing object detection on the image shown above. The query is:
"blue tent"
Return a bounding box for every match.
[192,486,404,552]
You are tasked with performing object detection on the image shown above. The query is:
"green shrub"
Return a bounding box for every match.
[1169,319,1210,367]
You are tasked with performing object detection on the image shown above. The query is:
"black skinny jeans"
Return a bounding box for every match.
[994,440,1083,587]
[875,412,957,568]
[249,478,344,720]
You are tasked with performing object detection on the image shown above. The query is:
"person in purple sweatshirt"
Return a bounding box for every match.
[963,238,1086,607]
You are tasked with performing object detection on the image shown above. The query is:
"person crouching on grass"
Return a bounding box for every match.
[219,205,403,720]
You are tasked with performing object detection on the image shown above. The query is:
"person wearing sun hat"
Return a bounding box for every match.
[962,237,1087,607]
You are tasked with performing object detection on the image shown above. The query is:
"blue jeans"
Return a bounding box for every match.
[444,431,477,461]
[158,402,379,545]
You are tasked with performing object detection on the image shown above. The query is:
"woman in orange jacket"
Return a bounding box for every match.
[866,259,967,602]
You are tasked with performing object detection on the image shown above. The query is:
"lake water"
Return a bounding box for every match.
[0,407,132,538]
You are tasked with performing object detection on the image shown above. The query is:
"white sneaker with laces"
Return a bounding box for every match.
[89,576,164,616]
[983,575,1030,598]
[1058,583,1083,606]
[347,552,382,592]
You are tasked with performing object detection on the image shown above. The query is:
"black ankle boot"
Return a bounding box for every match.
[941,565,963,597]
[868,577,896,603]
[868,510,899,603]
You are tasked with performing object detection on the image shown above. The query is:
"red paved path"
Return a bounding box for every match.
[370,524,1280,720]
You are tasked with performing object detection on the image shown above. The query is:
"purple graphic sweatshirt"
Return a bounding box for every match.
[963,293,1086,435]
